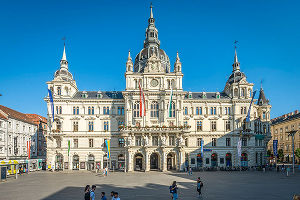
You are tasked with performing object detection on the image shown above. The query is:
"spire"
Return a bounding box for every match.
[150,2,153,19]
[232,48,240,72]
[144,3,160,48]
[257,85,269,105]
[174,51,182,73]
[61,43,67,61]
[126,50,133,72]
[60,43,68,70]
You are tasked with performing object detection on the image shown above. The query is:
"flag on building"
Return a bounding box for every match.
[48,89,54,123]
[168,85,173,117]
[139,81,146,117]
[105,140,111,159]
[246,90,257,122]
[68,140,70,156]
[201,139,204,158]
[237,138,242,159]
[273,140,278,157]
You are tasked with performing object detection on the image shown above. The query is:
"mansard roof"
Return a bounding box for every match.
[73,91,123,99]
[185,92,230,99]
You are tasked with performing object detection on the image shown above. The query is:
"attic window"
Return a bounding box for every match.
[81,93,88,98]
[96,93,102,99]
[202,92,207,99]
[216,92,220,99]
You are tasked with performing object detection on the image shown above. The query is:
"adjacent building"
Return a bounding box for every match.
[269,110,300,163]
[45,5,272,172]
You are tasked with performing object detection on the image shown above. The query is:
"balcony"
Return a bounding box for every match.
[119,125,191,135]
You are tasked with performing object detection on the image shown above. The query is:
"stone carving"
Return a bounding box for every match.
[144,136,149,146]
[161,135,166,145]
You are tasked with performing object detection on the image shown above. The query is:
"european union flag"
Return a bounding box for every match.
[48,89,54,123]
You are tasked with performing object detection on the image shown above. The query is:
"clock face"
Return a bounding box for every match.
[150,79,159,87]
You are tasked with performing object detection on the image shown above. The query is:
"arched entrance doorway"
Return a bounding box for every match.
[211,153,218,167]
[225,153,232,167]
[72,155,79,170]
[55,154,63,170]
[134,153,143,171]
[87,154,95,171]
[196,153,203,169]
[150,153,159,170]
[241,153,248,167]
[167,152,176,170]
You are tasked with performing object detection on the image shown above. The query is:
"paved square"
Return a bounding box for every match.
[0,171,299,200]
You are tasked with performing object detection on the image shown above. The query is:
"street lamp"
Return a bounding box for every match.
[287,130,298,174]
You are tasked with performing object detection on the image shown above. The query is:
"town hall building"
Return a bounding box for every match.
[45,5,271,172]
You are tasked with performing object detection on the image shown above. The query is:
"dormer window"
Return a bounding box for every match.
[216,92,220,99]
[81,92,88,98]
[96,92,102,99]
[202,92,206,99]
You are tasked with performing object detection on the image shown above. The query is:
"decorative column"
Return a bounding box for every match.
[179,148,185,171]
[128,151,134,172]
[145,149,150,172]
[162,149,167,172]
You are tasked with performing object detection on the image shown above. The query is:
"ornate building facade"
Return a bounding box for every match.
[45,5,271,171]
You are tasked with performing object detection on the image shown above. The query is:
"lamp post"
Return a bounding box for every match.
[287,130,297,174]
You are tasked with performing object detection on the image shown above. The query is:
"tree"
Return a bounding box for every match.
[278,149,284,162]
[295,148,300,159]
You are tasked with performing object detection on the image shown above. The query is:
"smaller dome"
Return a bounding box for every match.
[54,68,73,81]
[227,71,246,84]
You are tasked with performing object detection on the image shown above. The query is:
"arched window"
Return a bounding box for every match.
[88,107,91,115]
[169,102,175,118]
[91,107,94,115]
[73,107,76,115]
[234,88,238,97]
[241,88,245,97]
[242,119,247,131]
[150,101,159,118]
[133,102,140,118]
[263,112,266,119]
[57,87,61,95]
[263,124,267,134]
[171,79,175,89]
[56,120,61,131]
[76,107,79,115]
[248,89,252,97]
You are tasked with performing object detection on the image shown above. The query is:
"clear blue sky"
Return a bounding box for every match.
[0,0,299,118]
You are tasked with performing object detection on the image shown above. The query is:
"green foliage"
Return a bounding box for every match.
[267,150,272,157]
[295,148,300,159]
[278,149,284,162]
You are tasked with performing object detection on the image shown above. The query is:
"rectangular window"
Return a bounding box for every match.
[196,107,203,115]
[89,139,93,148]
[169,136,175,146]
[135,136,142,146]
[212,138,216,147]
[196,121,202,131]
[242,138,247,146]
[184,107,188,115]
[206,158,209,164]
[73,121,78,132]
[152,136,158,146]
[119,138,125,147]
[211,121,217,131]
[226,138,231,146]
[226,121,231,131]
[74,139,78,148]
[197,138,202,147]
[104,121,109,131]
[88,121,94,132]
[220,158,224,164]
[210,107,217,115]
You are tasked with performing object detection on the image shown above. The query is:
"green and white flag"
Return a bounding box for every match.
[68,140,70,156]
[168,85,173,117]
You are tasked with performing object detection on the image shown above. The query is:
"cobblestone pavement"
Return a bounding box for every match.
[0,170,299,200]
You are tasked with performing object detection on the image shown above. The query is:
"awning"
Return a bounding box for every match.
[255,135,265,139]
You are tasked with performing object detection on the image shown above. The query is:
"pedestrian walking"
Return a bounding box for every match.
[101,192,107,200]
[287,167,291,177]
[189,167,193,175]
[110,191,115,200]
[169,181,178,200]
[84,185,90,200]
[90,185,96,200]
[113,192,120,200]
[196,177,204,199]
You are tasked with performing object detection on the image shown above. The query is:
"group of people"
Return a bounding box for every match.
[84,185,120,200]
[169,177,204,200]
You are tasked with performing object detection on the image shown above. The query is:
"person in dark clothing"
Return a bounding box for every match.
[84,185,90,200]
[197,177,204,198]
[101,192,107,200]
[169,181,178,200]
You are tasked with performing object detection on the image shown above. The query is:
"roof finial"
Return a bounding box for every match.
[150,2,153,18]
[176,51,180,61]
[234,40,238,63]
[61,37,67,61]
[128,50,132,60]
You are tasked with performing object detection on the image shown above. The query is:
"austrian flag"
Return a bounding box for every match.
[139,81,146,116]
